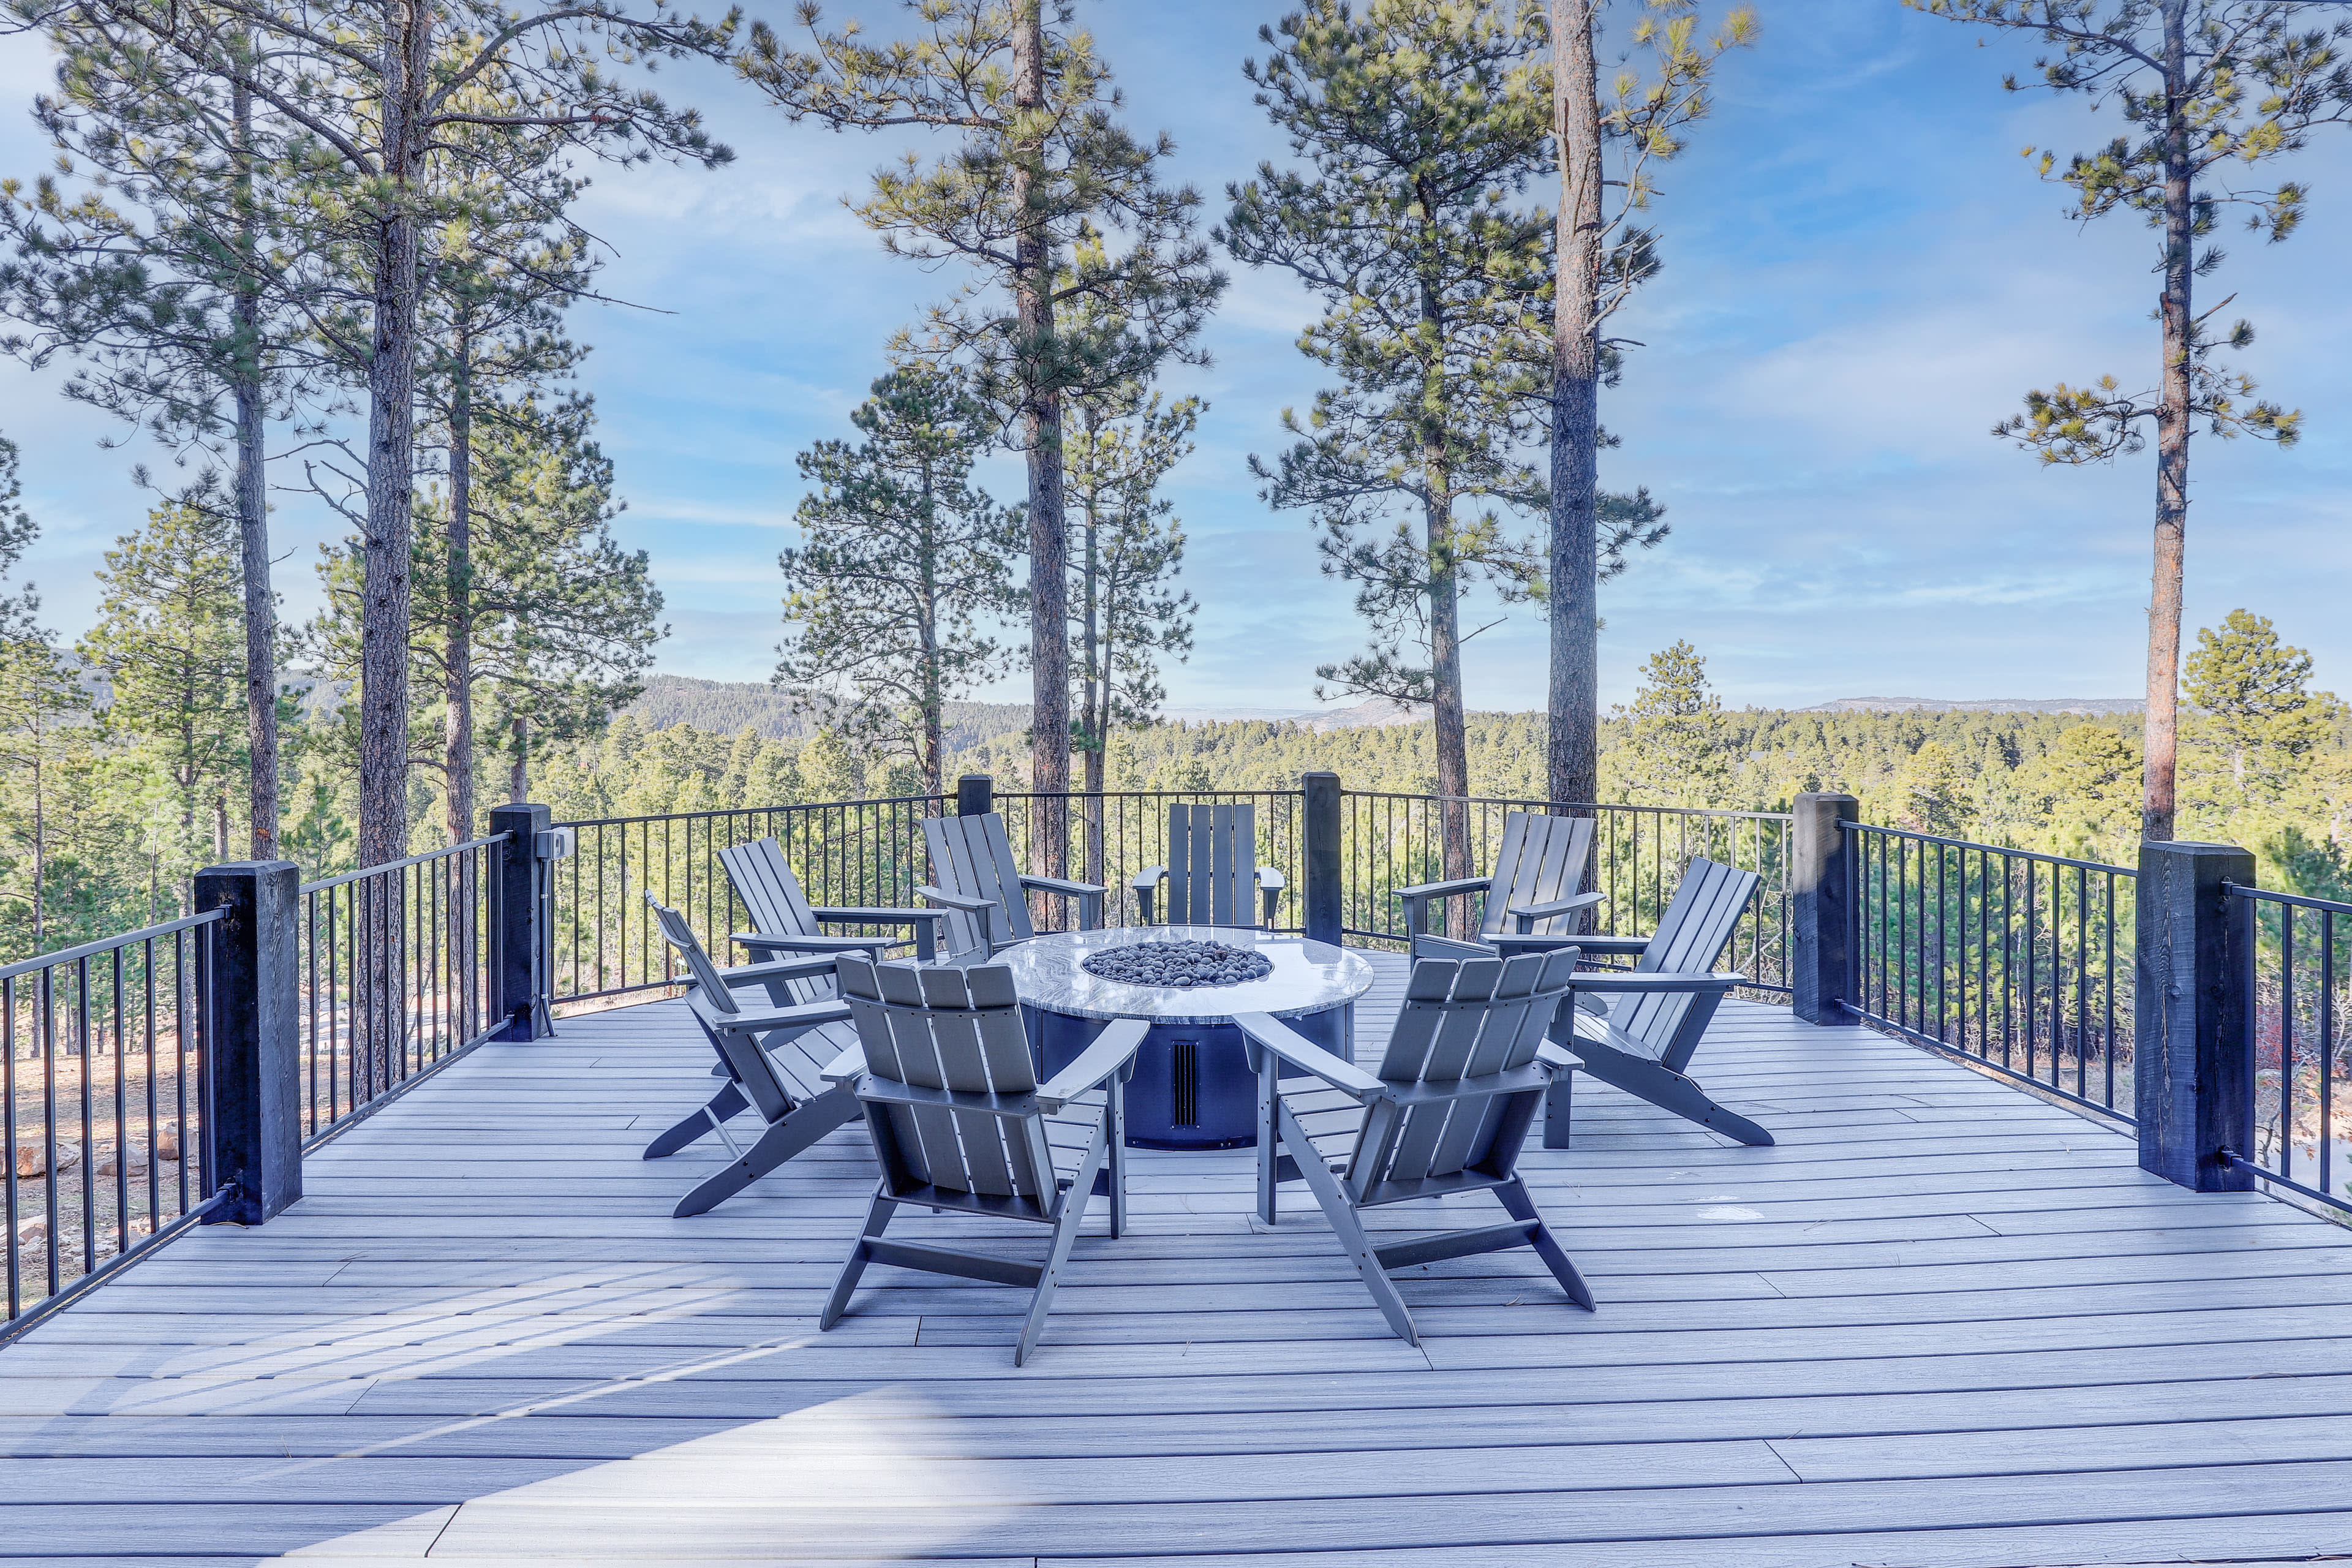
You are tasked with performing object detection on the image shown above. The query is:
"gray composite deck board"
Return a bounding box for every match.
[4,953,2352,1565]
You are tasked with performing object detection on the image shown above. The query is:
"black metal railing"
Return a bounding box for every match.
[4,911,222,1338]
[993,788,1309,932]
[1846,823,2136,1121]
[298,836,505,1145]
[549,799,948,1003]
[2225,882,2351,1213]
[1339,792,1795,993]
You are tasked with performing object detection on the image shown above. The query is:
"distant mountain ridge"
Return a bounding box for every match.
[624,676,1030,749]
[625,676,1427,738]
[625,676,2144,734]
[1801,696,2143,716]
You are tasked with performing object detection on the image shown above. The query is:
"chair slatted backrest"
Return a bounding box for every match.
[1613,858,1760,1067]
[1349,949,1579,1201]
[1480,812,1596,939]
[836,956,1057,1215]
[649,899,742,1013]
[923,813,1037,952]
[717,839,833,1006]
[649,897,803,1121]
[1166,802,1259,926]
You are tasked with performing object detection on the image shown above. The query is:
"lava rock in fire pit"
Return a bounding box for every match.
[1080,939,1272,989]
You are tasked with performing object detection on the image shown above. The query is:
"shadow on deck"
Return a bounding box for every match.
[4,949,2351,1565]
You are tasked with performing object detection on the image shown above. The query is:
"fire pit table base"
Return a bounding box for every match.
[996,926,1378,1153]
[1030,1005,1352,1151]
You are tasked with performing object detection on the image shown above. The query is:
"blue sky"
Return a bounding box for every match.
[0,0,2346,713]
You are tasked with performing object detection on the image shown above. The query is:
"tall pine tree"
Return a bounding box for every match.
[1916,0,2344,839]
[741,0,1222,868]
[777,366,1019,795]
[1547,0,1751,807]
[1223,0,1551,880]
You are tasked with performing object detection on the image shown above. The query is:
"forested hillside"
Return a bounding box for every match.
[528,619,2352,902]
[625,676,1032,751]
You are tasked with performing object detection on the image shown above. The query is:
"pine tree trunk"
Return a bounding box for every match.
[359,0,428,871]
[1077,437,1104,888]
[510,715,528,802]
[356,0,429,1099]
[1012,0,1070,876]
[230,64,279,860]
[1426,468,1471,899]
[2144,0,2191,843]
[443,318,475,847]
[919,463,943,797]
[1547,0,1602,815]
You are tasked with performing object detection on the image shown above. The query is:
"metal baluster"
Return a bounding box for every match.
[2318,908,2334,1200]
[2282,905,2297,1183]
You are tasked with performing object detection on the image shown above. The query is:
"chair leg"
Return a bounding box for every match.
[1575,1046,1775,1147]
[644,1081,747,1160]
[820,1191,897,1331]
[1017,1120,1107,1366]
[1255,1049,1280,1225]
[1494,1176,1595,1311]
[1278,1101,1418,1346]
[671,1088,862,1218]
[1540,1070,1573,1151]
[1107,1076,1127,1239]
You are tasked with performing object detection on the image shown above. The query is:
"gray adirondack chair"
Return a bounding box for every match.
[1397,811,1601,952]
[1546,857,1765,1148]
[720,836,951,963]
[1133,802,1285,928]
[819,954,1147,1365]
[919,811,1106,956]
[1235,948,1595,1346]
[640,897,868,1218]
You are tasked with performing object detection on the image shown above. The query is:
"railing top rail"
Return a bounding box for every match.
[2223,880,2352,916]
[1842,820,2135,878]
[1343,790,1795,823]
[993,788,1304,801]
[299,833,511,896]
[0,907,226,985]
[553,796,946,831]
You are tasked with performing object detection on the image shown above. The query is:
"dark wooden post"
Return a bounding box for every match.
[957,774,994,818]
[490,802,552,1042]
[194,860,303,1225]
[1791,792,1860,1027]
[2136,839,2256,1193]
[1302,771,1343,948]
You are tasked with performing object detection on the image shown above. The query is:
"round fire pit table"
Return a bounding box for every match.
[998,925,1376,1151]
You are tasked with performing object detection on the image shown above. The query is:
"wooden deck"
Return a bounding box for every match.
[6,950,2352,1566]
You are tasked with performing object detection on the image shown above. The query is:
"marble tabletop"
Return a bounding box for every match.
[998,925,1376,1025]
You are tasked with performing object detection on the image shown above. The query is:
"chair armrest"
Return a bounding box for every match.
[734,932,900,958]
[1569,934,1653,956]
[1255,865,1286,890]
[1487,933,1584,957]
[1380,1061,1554,1105]
[1392,875,1491,901]
[1410,933,1492,960]
[693,992,851,1035]
[1231,1011,1386,1101]
[916,884,997,914]
[1507,889,1605,932]
[1132,865,1167,891]
[1569,970,1746,995]
[1035,1018,1150,1112]
[820,1042,868,1086]
[718,954,842,986]
[811,907,951,928]
[1020,873,1109,898]
[1536,1039,1578,1074]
